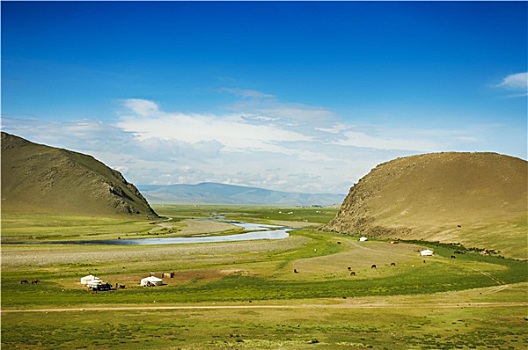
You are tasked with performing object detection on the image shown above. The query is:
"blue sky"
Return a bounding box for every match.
[2,1,527,194]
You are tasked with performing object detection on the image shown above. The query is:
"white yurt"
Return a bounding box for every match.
[420,249,434,256]
[80,275,102,285]
[87,280,104,288]
[140,276,163,286]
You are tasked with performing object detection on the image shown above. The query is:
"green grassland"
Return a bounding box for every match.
[2,205,527,349]
[0,213,156,241]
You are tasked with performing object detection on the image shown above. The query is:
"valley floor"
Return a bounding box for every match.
[2,206,527,349]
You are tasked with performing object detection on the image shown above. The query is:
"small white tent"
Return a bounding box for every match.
[420,249,434,256]
[87,280,103,287]
[80,275,101,285]
[359,237,368,242]
[140,276,163,286]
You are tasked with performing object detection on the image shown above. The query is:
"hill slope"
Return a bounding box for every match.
[138,182,344,206]
[324,152,527,258]
[1,132,158,218]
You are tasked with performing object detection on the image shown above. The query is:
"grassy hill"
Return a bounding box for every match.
[1,132,158,219]
[324,152,527,259]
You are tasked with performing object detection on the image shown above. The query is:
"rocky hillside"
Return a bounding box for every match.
[324,152,527,258]
[1,132,158,218]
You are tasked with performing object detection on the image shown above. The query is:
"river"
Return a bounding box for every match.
[7,221,291,245]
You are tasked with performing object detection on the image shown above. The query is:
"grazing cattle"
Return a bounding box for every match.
[31,279,40,284]
[371,265,377,269]
[119,284,126,289]
[390,262,396,266]
[162,272,174,278]
[350,272,356,276]
[337,242,342,245]
[294,269,299,273]
[347,267,352,271]
[20,280,29,284]
[451,255,456,259]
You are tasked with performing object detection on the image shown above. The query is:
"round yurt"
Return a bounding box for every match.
[80,275,101,285]
[140,276,163,286]
[420,249,434,256]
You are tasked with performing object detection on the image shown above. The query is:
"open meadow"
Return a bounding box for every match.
[2,205,527,349]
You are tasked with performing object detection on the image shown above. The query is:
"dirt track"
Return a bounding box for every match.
[3,301,526,313]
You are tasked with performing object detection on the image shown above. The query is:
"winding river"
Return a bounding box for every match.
[9,221,291,245]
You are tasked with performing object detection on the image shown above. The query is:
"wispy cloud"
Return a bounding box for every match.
[220,88,276,100]
[123,98,161,116]
[117,95,442,161]
[336,129,438,151]
[495,72,528,96]
[116,100,312,154]
[226,98,337,123]
[108,91,495,191]
[497,72,527,90]
[3,88,521,193]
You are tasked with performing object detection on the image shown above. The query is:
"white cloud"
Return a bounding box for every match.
[228,101,337,123]
[123,98,160,116]
[496,72,528,96]
[315,123,348,134]
[116,100,312,155]
[3,88,525,194]
[109,96,382,192]
[220,88,275,99]
[109,95,495,192]
[336,129,437,152]
[222,88,338,123]
[497,72,527,89]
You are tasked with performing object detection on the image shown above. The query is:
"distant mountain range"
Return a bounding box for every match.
[137,182,345,206]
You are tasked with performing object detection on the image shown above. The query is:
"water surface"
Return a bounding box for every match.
[8,221,291,245]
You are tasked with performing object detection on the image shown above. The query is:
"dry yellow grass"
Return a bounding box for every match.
[326,152,527,259]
